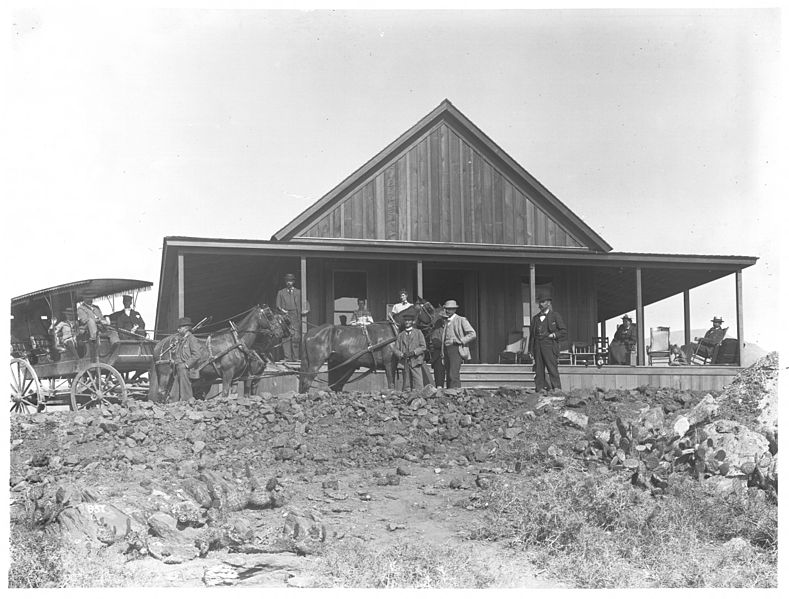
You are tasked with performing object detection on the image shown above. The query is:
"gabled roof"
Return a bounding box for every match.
[272,99,612,252]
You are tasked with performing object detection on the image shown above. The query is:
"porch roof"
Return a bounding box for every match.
[157,235,757,326]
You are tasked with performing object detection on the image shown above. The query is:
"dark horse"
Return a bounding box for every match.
[148,305,290,402]
[299,301,442,393]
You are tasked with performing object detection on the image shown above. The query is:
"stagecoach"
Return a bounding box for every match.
[10,279,156,413]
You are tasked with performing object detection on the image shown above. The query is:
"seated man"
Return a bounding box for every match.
[77,296,120,354]
[349,299,374,326]
[690,316,728,361]
[110,294,146,339]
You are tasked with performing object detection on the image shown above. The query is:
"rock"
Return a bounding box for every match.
[686,393,719,427]
[57,503,136,545]
[639,406,665,432]
[288,575,316,588]
[396,466,411,476]
[148,512,179,538]
[503,427,523,440]
[562,410,588,430]
[449,478,463,489]
[148,539,200,564]
[475,474,492,489]
[673,416,690,437]
[701,420,771,478]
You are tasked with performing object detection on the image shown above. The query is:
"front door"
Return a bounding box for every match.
[422,268,479,361]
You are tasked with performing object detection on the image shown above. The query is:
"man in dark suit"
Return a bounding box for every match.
[527,295,567,392]
[110,295,146,339]
[275,273,310,361]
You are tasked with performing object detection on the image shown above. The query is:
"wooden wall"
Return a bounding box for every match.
[301,122,586,248]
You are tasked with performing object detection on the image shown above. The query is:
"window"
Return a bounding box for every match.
[333,271,368,325]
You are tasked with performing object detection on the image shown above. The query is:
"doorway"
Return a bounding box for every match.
[422,267,479,359]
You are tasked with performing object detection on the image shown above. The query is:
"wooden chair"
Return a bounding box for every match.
[647,327,671,365]
[570,341,595,366]
[498,330,528,364]
[690,327,729,365]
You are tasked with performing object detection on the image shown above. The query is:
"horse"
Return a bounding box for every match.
[148,305,290,402]
[298,300,442,393]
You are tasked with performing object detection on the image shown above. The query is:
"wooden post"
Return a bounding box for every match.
[177,252,185,320]
[636,268,644,365]
[300,256,308,336]
[529,264,536,317]
[735,269,744,366]
[600,319,607,344]
[683,289,691,350]
[417,259,423,299]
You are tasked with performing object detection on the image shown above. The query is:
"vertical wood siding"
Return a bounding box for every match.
[302,122,586,248]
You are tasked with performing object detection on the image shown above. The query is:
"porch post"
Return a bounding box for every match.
[529,263,536,314]
[300,256,308,337]
[417,259,423,299]
[636,267,644,365]
[683,290,691,350]
[735,269,744,366]
[600,320,607,343]
[177,252,185,320]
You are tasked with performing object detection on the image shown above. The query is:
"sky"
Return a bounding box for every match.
[2,6,783,351]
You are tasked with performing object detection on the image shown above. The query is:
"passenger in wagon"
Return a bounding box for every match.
[50,308,77,354]
[350,298,374,326]
[77,296,119,353]
[110,295,146,339]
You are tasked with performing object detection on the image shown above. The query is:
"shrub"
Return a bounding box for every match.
[316,538,496,588]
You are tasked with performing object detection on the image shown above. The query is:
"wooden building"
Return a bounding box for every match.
[154,100,757,390]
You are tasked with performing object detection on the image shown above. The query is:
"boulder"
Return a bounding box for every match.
[562,410,588,430]
[701,419,771,477]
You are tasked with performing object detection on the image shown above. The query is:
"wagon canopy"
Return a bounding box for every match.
[11,279,153,310]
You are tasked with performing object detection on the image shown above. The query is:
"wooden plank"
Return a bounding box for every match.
[555,224,566,246]
[513,188,525,245]
[351,191,363,238]
[364,181,375,239]
[384,164,398,240]
[397,157,408,241]
[534,206,545,245]
[429,128,440,241]
[375,172,385,240]
[417,139,429,240]
[440,124,451,242]
[482,160,493,243]
[472,149,482,243]
[449,128,462,242]
[408,149,419,241]
[525,195,535,245]
[503,181,514,245]
[462,141,472,243]
[493,170,504,243]
[547,216,556,246]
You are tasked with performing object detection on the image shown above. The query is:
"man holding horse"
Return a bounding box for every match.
[441,300,477,389]
[276,273,310,361]
[393,312,427,391]
[171,316,202,403]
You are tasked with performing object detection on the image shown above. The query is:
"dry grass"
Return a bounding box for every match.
[8,520,150,588]
[315,538,497,588]
[470,467,777,588]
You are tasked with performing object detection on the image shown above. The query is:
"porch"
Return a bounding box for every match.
[240,363,741,395]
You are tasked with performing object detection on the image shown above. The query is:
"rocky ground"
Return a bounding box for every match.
[8,352,779,588]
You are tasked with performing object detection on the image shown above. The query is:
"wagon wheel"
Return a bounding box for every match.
[10,358,43,414]
[70,363,127,411]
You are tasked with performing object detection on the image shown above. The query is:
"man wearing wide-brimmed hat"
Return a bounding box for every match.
[170,316,202,403]
[393,312,427,391]
[110,294,147,339]
[77,295,119,356]
[276,273,310,361]
[440,299,477,389]
[527,295,567,392]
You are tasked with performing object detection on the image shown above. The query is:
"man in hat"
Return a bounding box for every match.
[440,300,477,389]
[275,273,310,361]
[691,316,728,362]
[393,312,427,391]
[527,295,567,392]
[110,295,146,339]
[610,314,637,365]
[699,316,725,342]
[170,316,203,403]
[77,295,119,355]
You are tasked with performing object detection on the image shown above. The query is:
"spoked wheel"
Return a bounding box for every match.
[10,358,43,414]
[70,363,127,410]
